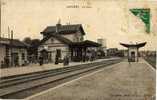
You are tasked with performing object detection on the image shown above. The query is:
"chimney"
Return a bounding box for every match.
[56,19,61,33]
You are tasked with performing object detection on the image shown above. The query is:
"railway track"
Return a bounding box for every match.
[0,58,122,99]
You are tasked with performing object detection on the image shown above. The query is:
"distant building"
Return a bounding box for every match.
[38,23,101,63]
[117,49,128,57]
[0,38,29,67]
[107,48,119,56]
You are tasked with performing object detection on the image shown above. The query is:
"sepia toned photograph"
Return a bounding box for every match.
[0,0,156,100]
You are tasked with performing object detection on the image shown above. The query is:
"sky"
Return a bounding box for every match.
[1,0,157,50]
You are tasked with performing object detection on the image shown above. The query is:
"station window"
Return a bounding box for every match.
[22,53,25,60]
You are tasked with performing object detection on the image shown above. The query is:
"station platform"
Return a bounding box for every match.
[0,58,118,78]
[26,58,155,100]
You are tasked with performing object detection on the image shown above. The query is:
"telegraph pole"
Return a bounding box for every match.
[0,0,2,39]
[8,26,10,38]
[0,1,6,40]
[10,30,13,66]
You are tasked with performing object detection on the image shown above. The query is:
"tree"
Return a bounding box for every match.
[31,39,40,56]
[23,37,32,45]
[31,39,40,48]
[23,37,40,56]
[23,37,41,63]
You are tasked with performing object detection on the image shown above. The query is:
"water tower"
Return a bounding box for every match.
[97,38,107,56]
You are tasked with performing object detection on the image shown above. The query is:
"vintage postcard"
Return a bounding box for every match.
[0,0,156,100]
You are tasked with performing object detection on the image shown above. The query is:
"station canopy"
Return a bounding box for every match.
[70,40,101,47]
[120,42,146,48]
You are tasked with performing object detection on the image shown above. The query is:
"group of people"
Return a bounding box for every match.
[0,57,19,68]
[1,57,9,68]
[63,55,69,66]
[38,54,69,66]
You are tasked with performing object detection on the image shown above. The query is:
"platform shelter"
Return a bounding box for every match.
[120,42,146,62]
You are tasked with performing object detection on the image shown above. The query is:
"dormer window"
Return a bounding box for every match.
[76,37,79,42]
[80,36,84,41]
[51,38,54,43]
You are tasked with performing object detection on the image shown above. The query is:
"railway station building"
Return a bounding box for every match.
[38,22,101,63]
[0,38,29,67]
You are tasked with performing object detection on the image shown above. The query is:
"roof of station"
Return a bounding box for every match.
[41,24,86,35]
[0,38,29,48]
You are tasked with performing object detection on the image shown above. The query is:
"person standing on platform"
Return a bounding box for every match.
[63,55,69,66]
[39,55,43,66]
[55,55,59,65]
